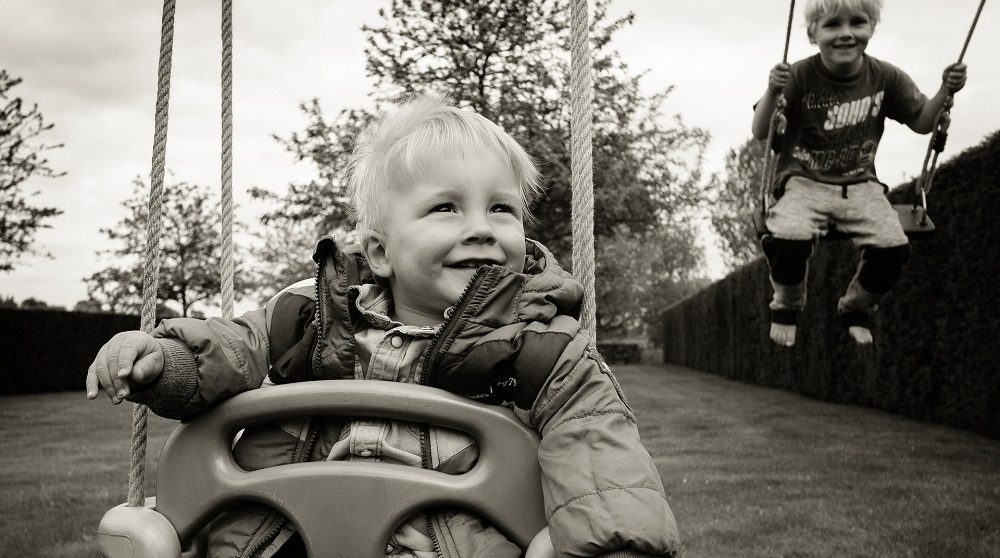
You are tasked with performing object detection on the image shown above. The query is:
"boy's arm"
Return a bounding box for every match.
[907,63,967,134]
[125,309,273,419]
[752,62,791,139]
[526,325,680,557]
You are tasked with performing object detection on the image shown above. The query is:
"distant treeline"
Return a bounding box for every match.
[660,130,1000,439]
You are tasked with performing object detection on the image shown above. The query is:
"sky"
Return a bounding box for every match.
[2,0,997,312]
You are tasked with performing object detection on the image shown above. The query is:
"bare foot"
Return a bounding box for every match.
[770,323,797,347]
[848,326,873,344]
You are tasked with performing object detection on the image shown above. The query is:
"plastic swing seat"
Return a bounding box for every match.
[752,203,936,241]
[97,380,547,558]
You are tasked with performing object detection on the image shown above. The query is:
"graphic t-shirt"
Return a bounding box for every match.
[776,53,927,186]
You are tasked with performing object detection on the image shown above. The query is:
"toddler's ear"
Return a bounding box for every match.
[363,234,394,279]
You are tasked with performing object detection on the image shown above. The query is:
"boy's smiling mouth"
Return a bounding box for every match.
[448,259,501,269]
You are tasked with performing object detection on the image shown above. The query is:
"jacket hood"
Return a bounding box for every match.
[485,238,584,325]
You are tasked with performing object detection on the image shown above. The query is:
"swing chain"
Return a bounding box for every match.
[914,90,954,222]
[757,0,796,226]
[912,0,985,223]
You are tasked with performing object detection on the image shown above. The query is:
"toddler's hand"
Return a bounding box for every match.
[86,331,164,404]
[525,527,555,558]
[942,63,967,93]
[768,63,790,92]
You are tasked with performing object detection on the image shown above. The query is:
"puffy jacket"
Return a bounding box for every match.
[130,237,681,558]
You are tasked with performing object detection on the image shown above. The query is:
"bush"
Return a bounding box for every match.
[0,308,139,395]
[597,341,643,364]
[661,131,1000,438]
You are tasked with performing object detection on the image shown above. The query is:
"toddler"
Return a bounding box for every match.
[87,94,681,558]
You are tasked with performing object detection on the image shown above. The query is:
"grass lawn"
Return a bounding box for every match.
[2,364,998,557]
[0,392,177,558]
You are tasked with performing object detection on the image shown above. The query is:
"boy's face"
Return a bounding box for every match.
[365,148,527,325]
[811,7,873,76]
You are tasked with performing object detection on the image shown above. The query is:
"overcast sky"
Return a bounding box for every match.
[2,0,997,311]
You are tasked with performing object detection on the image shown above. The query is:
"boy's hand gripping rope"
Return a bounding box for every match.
[914,0,985,225]
[757,0,795,216]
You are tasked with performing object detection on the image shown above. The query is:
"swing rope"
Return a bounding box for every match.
[569,0,597,342]
[220,0,236,320]
[757,0,795,220]
[127,0,238,508]
[915,0,986,221]
[128,0,176,509]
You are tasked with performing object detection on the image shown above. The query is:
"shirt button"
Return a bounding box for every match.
[390,335,403,348]
[359,449,374,457]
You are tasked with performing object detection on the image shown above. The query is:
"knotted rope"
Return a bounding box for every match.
[569,0,597,342]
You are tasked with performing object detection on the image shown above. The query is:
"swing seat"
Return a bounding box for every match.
[97,380,546,558]
[753,203,936,241]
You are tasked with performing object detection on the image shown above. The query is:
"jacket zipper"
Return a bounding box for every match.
[417,266,489,469]
[240,261,331,558]
[419,268,491,388]
[240,511,287,558]
[425,513,444,558]
[301,258,325,457]
[418,268,492,558]
[311,257,326,382]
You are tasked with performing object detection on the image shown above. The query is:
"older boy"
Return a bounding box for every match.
[87,95,681,558]
[752,0,967,346]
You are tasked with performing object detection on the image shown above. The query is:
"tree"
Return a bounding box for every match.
[709,137,766,270]
[84,177,250,317]
[596,222,708,338]
[1,70,64,272]
[72,298,106,313]
[244,212,331,304]
[252,0,711,338]
[19,297,65,311]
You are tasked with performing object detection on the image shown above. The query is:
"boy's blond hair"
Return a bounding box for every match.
[805,0,883,43]
[348,94,542,247]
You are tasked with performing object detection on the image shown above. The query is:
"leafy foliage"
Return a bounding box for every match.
[253,0,711,338]
[708,137,766,270]
[0,70,64,272]
[244,212,326,304]
[84,177,250,317]
[596,223,709,338]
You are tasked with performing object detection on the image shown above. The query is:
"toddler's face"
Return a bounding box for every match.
[811,7,873,76]
[367,148,527,325]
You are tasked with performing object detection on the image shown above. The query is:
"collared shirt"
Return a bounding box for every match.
[326,284,443,466]
[320,284,474,556]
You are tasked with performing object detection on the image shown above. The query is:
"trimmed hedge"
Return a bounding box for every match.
[0,308,140,395]
[596,342,643,365]
[661,130,1000,438]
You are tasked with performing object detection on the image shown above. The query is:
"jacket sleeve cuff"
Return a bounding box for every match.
[126,338,200,418]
